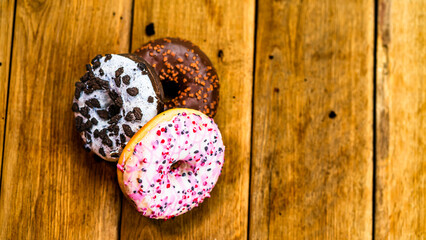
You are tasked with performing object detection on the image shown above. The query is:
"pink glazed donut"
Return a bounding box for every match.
[117,108,225,219]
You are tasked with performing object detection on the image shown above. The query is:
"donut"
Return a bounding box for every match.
[72,54,164,161]
[117,108,225,219]
[134,38,219,117]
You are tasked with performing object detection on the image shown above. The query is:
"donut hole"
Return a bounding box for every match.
[170,160,193,174]
[162,80,181,101]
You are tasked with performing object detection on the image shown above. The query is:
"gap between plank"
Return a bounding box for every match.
[247,0,259,238]
[0,0,17,195]
[372,0,379,239]
[118,0,136,239]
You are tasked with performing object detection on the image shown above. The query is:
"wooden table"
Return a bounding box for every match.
[0,0,424,239]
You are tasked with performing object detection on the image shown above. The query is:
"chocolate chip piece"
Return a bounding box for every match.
[108,124,120,135]
[75,82,86,90]
[147,96,154,103]
[91,118,98,125]
[122,124,134,137]
[101,135,113,147]
[108,114,122,124]
[98,79,109,89]
[80,106,90,118]
[83,87,94,94]
[115,67,124,77]
[85,131,92,143]
[127,87,139,96]
[82,120,93,131]
[97,110,109,119]
[108,90,118,100]
[86,64,92,71]
[137,63,146,71]
[122,75,131,85]
[94,129,100,138]
[114,77,121,87]
[85,98,101,108]
[120,134,126,144]
[75,88,81,99]
[72,103,79,112]
[99,68,104,76]
[133,107,142,120]
[75,116,84,132]
[115,96,123,107]
[99,147,106,157]
[105,54,112,62]
[91,54,102,64]
[111,152,120,158]
[125,112,135,122]
[92,61,100,69]
[108,91,123,107]
[80,72,89,82]
[108,105,121,118]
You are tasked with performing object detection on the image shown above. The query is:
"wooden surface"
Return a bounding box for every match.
[375,0,426,239]
[250,0,374,239]
[0,0,424,239]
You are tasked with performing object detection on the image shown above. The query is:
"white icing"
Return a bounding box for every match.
[74,54,160,161]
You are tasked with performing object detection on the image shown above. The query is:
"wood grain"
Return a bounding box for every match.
[375,0,425,239]
[0,0,132,239]
[120,0,255,239]
[249,0,374,239]
[0,0,15,180]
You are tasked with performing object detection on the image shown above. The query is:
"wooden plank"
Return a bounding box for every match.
[375,0,425,239]
[0,0,132,239]
[249,0,374,239]
[120,0,255,239]
[0,0,15,180]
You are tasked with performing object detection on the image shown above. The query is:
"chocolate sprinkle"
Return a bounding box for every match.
[122,75,131,85]
[147,96,154,103]
[72,103,79,112]
[99,68,104,76]
[97,110,109,119]
[127,87,139,96]
[122,124,134,137]
[99,147,106,157]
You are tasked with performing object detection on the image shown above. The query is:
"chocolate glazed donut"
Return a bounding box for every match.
[134,38,219,117]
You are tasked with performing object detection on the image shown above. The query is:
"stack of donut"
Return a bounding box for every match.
[72,38,224,219]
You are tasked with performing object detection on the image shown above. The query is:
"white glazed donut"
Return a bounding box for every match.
[117,108,225,219]
[72,54,164,161]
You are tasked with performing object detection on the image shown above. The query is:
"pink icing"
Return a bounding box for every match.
[120,112,225,219]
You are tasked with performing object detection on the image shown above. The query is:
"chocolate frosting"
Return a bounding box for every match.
[134,38,219,117]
